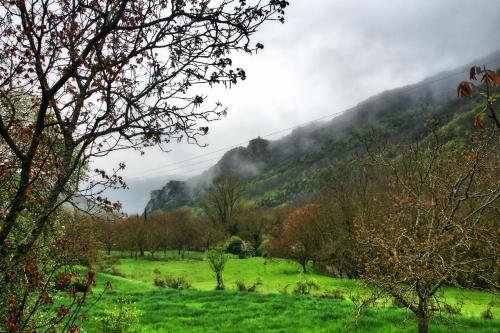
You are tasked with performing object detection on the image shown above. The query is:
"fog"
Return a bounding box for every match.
[93,0,500,213]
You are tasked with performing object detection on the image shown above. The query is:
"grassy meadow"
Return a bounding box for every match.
[78,252,500,332]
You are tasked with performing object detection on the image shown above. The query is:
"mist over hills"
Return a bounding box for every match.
[140,50,500,213]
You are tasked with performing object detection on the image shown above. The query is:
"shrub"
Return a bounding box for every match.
[240,240,256,258]
[278,284,290,295]
[225,237,255,258]
[96,298,141,333]
[293,279,320,295]
[235,278,262,292]
[481,306,494,320]
[442,302,462,315]
[320,289,345,300]
[164,275,191,290]
[226,236,244,256]
[153,271,191,290]
[153,277,165,288]
[235,280,251,292]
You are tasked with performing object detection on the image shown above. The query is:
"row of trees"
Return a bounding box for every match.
[97,210,224,257]
[86,202,291,259]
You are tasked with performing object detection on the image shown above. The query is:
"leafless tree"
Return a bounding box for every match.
[357,130,499,333]
[201,174,245,234]
[0,0,289,297]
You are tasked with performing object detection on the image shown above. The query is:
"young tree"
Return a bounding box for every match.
[206,245,227,290]
[357,131,499,333]
[0,0,289,298]
[201,175,245,234]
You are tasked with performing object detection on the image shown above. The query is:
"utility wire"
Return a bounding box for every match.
[128,156,222,180]
[127,108,346,180]
[126,56,500,180]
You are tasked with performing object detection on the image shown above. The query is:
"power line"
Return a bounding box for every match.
[128,155,222,180]
[126,56,500,180]
[127,109,347,180]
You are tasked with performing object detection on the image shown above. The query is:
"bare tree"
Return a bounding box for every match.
[0,0,289,298]
[201,174,245,234]
[357,130,499,333]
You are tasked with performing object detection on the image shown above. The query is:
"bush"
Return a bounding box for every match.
[226,236,244,255]
[320,289,345,300]
[165,275,191,290]
[481,306,494,320]
[293,279,320,295]
[278,284,290,295]
[153,272,191,290]
[235,278,262,292]
[225,236,255,258]
[240,240,256,258]
[442,302,461,315]
[96,298,141,333]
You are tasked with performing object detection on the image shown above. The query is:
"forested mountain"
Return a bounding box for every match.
[145,51,500,213]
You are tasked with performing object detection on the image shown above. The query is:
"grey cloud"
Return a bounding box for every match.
[93,0,500,213]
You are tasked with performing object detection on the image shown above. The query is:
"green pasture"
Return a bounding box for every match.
[76,253,499,332]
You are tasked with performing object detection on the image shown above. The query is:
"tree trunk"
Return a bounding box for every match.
[301,262,307,274]
[417,296,429,333]
[216,272,224,290]
[418,316,428,333]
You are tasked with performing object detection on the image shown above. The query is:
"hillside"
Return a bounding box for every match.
[145,51,500,213]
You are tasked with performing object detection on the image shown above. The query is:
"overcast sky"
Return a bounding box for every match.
[93,0,500,213]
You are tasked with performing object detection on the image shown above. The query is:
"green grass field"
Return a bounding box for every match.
[78,253,499,332]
